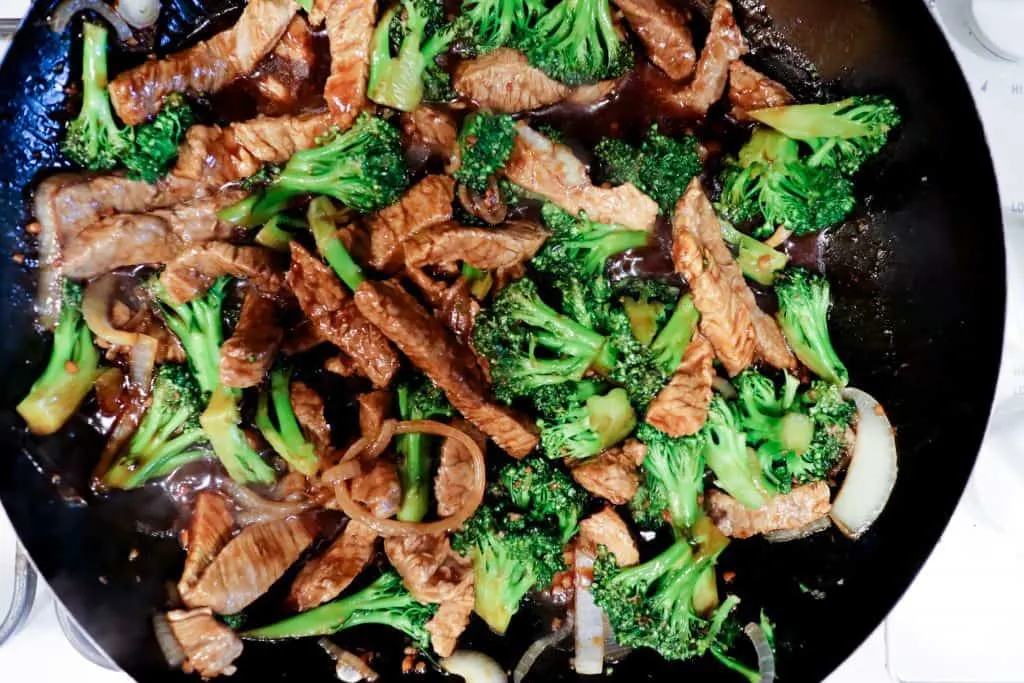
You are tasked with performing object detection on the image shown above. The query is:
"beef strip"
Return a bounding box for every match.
[366,175,455,273]
[426,571,474,657]
[358,390,393,439]
[160,242,286,304]
[353,280,538,457]
[568,438,647,504]
[728,61,794,119]
[677,179,795,370]
[613,0,695,80]
[401,106,458,171]
[578,507,639,566]
[290,380,333,456]
[564,77,625,106]
[166,608,244,679]
[403,221,549,270]
[288,520,377,611]
[707,481,831,538]
[324,353,357,376]
[322,0,376,127]
[109,0,299,125]
[505,124,659,231]
[62,192,244,279]
[437,277,482,347]
[220,291,283,389]
[252,15,316,114]
[185,516,316,614]
[435,419,487,517]
[177,492,235,603]
[349,459,401,518]
[383,533,473,603]
[287,242,400,387]
[645,334,714,437]
[454,49,572,113]
[662,0,747,116]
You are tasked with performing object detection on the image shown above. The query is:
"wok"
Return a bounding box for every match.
[0,0,1005,681]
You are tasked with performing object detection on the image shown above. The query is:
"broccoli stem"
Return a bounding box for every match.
[307,197,366,291]
[255,214,302,252]
[105,433,206,489]
[395,385,432,522]
[704,398,770,510]
[650,293,700,373]
[254,367,320,477]
[720,221,789,286]
[201,385,277,484]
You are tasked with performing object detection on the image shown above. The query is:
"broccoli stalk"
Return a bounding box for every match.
[703,395,772,509]
[774,267,849,386]
[634,423,706,532]
[395,377,454,522]
[457,0,545,53]
[732,370,812,453]
[103,365,207,489]
[719,220,789,286]
[536,385,637,461]
[497,457,588,543]
[453,112,517,193]
[594,126,702,215]
[522,0,633,86]
[121,93,196,183]
[307,197,366,291]
[220,113,408,227]
[201,385,278,484]
[254,366,320,477]
[16,281,102,435]
[242,572,438,650]
[649,293,700,374]
[255,214,305,252]
[451,505,565,634]
[62,22,127,170]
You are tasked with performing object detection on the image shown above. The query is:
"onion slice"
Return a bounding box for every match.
[441,650,507,683]
[49,0,135,42]
[573,549,604,675]
[82,275,158,389]
[830,388,898,539]
[764,515,831,543]
[743,622,776,683]
[115,0,159,28]
[318,639,378,682]
[333,420,485,536]
[219,479,312,526]
[513,614,572,683]
[153,614,186,669]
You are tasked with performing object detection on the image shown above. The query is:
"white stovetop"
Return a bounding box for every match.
[4,1,1024,681]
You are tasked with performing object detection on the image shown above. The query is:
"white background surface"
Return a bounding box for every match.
[2,0,1024,681]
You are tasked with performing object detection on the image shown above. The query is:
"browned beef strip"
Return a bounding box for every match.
[645,334,714,437]
[287,242,400,387]
[219,291,283,389]
[252,15,316,115]
[568,438,646,505]
[435,419,487,517]
[437,278,482,347]
[454,49,572,113]
[177,492,235,603]
[401,106,459,170]
[366,175,455,273]
[578,507,639,566]
[358,390,393,439]
[728,61,794,119]
[322,0,376,127]
[613,0,695,80]
[166,608,244,679]
[291,380,332,456]
[707,481,831,538]
[353,280,538,457]
[403,221,549,270]
[109,0,299,125]
[349,459,401,518]
[159,242,286,304]
[383,533,473,603]
[426,572,474,657]
[288,520,377,611]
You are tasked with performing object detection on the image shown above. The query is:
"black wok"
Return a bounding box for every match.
[0,0,1005,680]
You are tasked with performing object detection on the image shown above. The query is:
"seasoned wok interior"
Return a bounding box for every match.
[17,0,903,678]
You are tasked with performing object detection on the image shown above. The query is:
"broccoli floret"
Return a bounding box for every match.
[16,280,102,435]
[521,0,632,86]
[453,112,517,194]
[649,293,700,375]
[201,384,278,484]
[594,126,702,214]
[451,504,565,634]
[774,267,849,386]
[103,364,207,489]
[456,0,544,53]
[537,385,636,461]
[121,94,195,183]
[613,278,682,345]
[307,197,367,291]
[782,380,856,487]
[749,95,901,176]
[604,311,674,410]
[703,395,772,509]
[498,457,588,542]
[220,113,408,227]
[634,423,706,532]
[368,0,456,112]
[255,365,320,477]
[61,22,127,170]
[243,572,438,650]
[395,376,454,522]
[719,220,789,286]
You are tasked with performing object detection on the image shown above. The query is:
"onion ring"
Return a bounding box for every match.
[333,420,485,536]
[219,478,312,526]
[49,0,135,42]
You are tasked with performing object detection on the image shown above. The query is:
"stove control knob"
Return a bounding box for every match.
[971,0,1024,61]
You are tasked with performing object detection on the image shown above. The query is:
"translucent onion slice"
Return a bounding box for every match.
[763,516,831,543]
[513,614,572,683]
[743,622,776,683]
[441,650,507,683]
[573,550,604,675]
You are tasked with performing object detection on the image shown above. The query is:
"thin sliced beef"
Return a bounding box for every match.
[291,381,332,456]
[288,520,377,611]
[220,291,283,389]
[505,124,659,232]
[349,459,401,519]
[109,0,299,125]
[426,571,474,657]
[252,15,316,114]
[287,242,400,387]
[353,280,538,457]
[568,438,647,505]
[403,221,549,270]
[166,608,244,679]
[324,353,357,376]
[578,507,639,566]
[383,533,473,604]
[62,192,244,279]
[728,61,794,119]
[435,419,487,517]
[454,49,571,113]
[366,175,455,273]
[178,492,235,603]
[707,481,831,539]
[358,390,393,439]
[645,334,714,437]
[662,0,747,116]
[564,77,624,106]
[184,516,316,614]
[322,0,376,126]
[160,242,286,304]
[401,106,459,170]
[613,0,695,80]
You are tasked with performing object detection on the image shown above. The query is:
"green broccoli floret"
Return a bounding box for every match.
[732,369,812,452]
[703,395,772,509]
[521,0,632,86]
[453,112,517,193]
[648,293,700,375]
[536,385,636,461]
[719,220,789,286]
[242,572,438,650]
[498,457,588,542]
[749,95,901,176]
[368,0,456,112]
[778,380,856,488]
[61,22,128,170]
[604,310,675,410]
[255,365,320,477]
[634,423,706,532]
[103,364,207,489]
[774,267,849,386]
[456,0,544,53]
[307,197,366,292]
[613,278,682,345]
[219,113,408,227]
[395,376,454,522]
[594,126,702,214]
[452,504,565,634]
[16,280,102,435]
[121,94,195,183]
